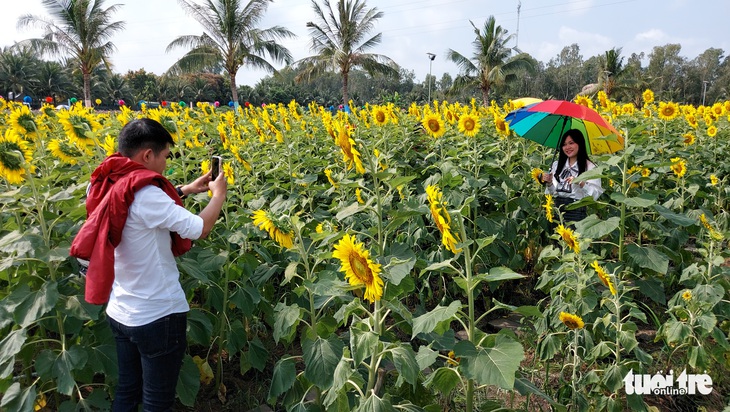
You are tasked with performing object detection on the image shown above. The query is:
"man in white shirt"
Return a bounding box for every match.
[100,118,227,411]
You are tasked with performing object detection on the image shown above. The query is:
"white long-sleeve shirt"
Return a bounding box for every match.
[545,159,603,201]
[106,185,204,327]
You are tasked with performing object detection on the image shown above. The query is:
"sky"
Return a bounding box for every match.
[1,0,728,89]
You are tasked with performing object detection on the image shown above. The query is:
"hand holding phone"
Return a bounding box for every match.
[211,155,222,180]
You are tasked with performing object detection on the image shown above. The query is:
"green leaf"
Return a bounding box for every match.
[574,216,620,239]
[653,205,696,226]
[390,345,419,385]
[355,391,396,412]
[0,382,36,412]
[176,355,200,407]
[422,259,456,273]
[693,284,724,306]
[454,335,524,389]
[55,346,89,395]
[14,281,59,328]
[351,326,378,366]
[384,257,415,286]
[187,309,213,346]
[663,320,691,344]
[0,329,27,375]
[610,192,656,208]
[273,303,301,344]
[269,357,297,400]
[302,335,344,389]
[0,230,44,257]
[635,278,666,305]
[247,338,268,371]
[416,345,439,370]
[411,300,461,339]
[626,244,669,274]
[423,367,460,396]
[87,344,117,377]
[514,377,567,412]
[336,202,366,220]
[483,266,524,282]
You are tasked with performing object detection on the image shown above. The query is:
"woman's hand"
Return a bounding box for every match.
[541,173,553,184]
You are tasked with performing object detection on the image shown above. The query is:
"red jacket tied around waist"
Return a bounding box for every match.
[70,153,191,305]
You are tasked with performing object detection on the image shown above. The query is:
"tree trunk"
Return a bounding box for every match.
[481,84,490,107]
[342,70,349,107]
[83,70,92,108]
[230,70,239,109]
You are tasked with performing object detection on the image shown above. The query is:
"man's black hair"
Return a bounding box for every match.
[117,118,175,158]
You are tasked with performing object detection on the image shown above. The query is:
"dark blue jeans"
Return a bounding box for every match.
[108,312,187,412]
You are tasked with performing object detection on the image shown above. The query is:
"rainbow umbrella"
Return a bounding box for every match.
[505,100,624,155]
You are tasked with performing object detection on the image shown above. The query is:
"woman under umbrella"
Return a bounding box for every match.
[540,129,603,222]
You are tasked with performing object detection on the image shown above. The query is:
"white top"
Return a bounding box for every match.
[106,185,204,327]
[545,159,603,201]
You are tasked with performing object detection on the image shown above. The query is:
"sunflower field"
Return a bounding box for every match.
[0,92,728,412]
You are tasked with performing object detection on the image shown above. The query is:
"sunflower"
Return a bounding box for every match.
[100,134,117,156]
[426,185,461,253]
[494,116,510,137]
[670,157,687,178]
[641,167,651,178]
[682,133,695,146]
[531,168,543,185]
[711,102,725,117]
[707,125,717,137]
[556,224,580,254]
[334,121,365,173]
[355,188,365,204]
[559,312,585,330]
[371,106,388,126]
[574,95,593,109]
[621,103,635,116]
[222,162,235,184]
[543,194,554,223]
[48,139,83,165]
[0,128,34,184]
[457,112,481,137]
[710,174,719,186]
[657,101,680,121]
[685,114,698,128]
[146,109,181,141]
[251,209,294,249]
[324,168,338,188]
[682,290,692,301]
[57,107,102,147]
[332,234,384,303]
[421,113,446,138]
[8,104,38,137]
[699,213,724,241]
[591,261,616,295]
[642,89,654,105]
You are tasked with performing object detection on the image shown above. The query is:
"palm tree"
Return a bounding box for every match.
[17,0,125,107]
[167,0,295,107]
[297,0,398,106]
[0,46,40,101]
[601,47,627,98]
[446,16,534,106]
[36,60,74,103]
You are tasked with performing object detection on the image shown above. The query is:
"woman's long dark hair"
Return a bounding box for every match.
[555,129,591,182]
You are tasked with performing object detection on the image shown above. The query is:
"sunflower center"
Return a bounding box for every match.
[349,255,373,284]
[375,112,385,123]
[428,119,440,132]
[464,119,475,131]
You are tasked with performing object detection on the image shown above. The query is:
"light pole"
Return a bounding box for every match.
[702,80,709,106]
[426,53,436,102]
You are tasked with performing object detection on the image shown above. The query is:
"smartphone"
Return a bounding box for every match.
[211,155,221,179]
